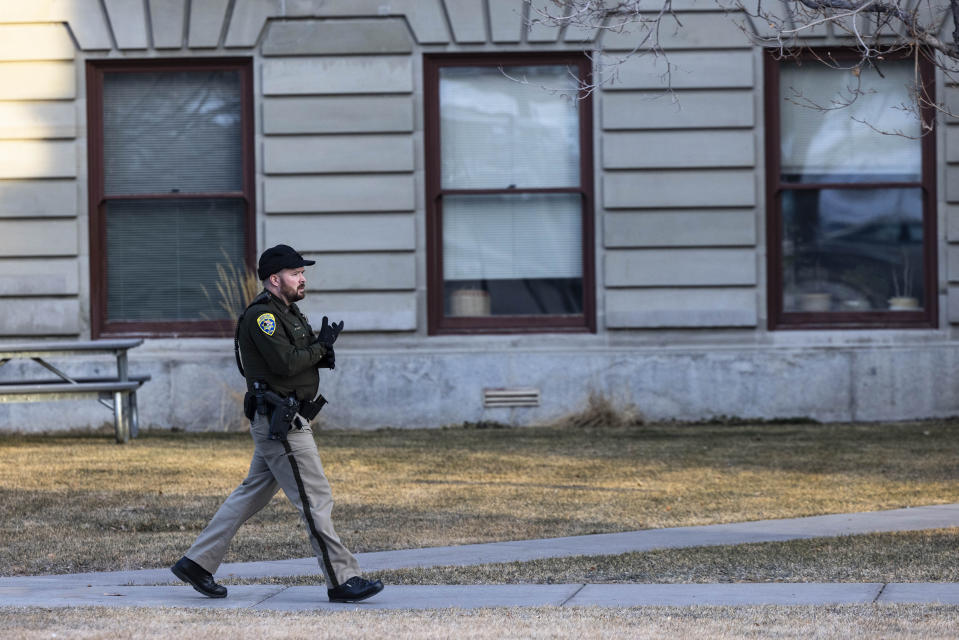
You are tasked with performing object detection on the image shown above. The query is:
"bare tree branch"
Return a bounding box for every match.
[788,0,958,57]
[527,0,958,128]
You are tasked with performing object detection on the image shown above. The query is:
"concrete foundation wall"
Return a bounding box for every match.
[3,338,959,432]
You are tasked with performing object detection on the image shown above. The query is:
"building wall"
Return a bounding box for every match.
[2,0,959,430]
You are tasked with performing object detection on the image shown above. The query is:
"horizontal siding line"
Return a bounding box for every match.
[596,45,755,53]
[604,207,756,213]
[0,256,79,260]
[602,167,758,173]
[602,125,755,132]
[604,205,756,211]
[602,165,758,171]
[0,337,82,343]
[0,215,77,221]
[604,284,758,290]
[600,126,755,133]
[260,52,415,58]
[302,249,416,255]
[263,211,416,216]
[0,57,76,64]
[262,92,415,100]
[263,210,415,216]
[596,9,760,14]
[603,245,758,250]
[0,255,79,260]
[603,85,753,92]
[603,4,753,11]
[0,176,77,183]
[604,206,756,211]
[263,170,415,176]
[0,135,78,141]
[262,91,414,99]
[0,59,76,64]
[309,288,415,294]
[262,131,414,136]
[0,214,78,220]
[0,294,78,300]
[602,165,758,170]
[600,87,755,94]
[263,170,415,177]
[602,164,757,170]
[590,4,755,11]
[263,132,414,138]
[0,98,77,104]
[261,51,416,59]
[298,250,415,256]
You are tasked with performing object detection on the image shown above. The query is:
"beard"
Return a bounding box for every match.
[280,281,305,302]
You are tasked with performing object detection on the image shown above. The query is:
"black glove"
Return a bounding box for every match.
[317,345,335,370]
[317,316,344,345]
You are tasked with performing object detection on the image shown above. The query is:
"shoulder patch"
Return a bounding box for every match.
[256,313,276,336]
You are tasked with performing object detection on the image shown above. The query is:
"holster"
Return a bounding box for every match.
[243,391,257,420]
[298,395,327,421]
[263,391,298,441]
[243,382,327,435]
[244,381,298,440]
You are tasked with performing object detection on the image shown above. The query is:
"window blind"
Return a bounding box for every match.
[779,60,920,178]
[442,193,582,280]
[102,70,242,195]
[106,198,245,321]
[439,65,580,189]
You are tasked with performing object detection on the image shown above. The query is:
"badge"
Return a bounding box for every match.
[257,313,276,336]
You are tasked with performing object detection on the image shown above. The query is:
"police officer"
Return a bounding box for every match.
[171,244,384,603]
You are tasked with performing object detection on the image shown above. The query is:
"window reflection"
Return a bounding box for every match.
[438,63,585,319]
[776,57,929,319]
[443,193,583,316]
[779,61,921,183]
[782,188,923,312]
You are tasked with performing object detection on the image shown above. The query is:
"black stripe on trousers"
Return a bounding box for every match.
[281,438,340,588]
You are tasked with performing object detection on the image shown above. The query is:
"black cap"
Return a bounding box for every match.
[257,244,316,280]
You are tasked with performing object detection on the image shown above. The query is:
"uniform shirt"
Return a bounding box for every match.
[238,290,328,401]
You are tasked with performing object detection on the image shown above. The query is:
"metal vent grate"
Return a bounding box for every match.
[483,388,540,408]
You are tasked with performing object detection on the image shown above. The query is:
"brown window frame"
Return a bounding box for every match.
[764,48,938,330]
[86,57,256,338]
[424,52,596,335]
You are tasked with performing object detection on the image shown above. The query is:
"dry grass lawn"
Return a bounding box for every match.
[1,420,958,576]
[362,528,959,586]
[3,605,959,639]
[226,527,959,587]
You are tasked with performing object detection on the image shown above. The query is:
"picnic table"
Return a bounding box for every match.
[0,339,150,443]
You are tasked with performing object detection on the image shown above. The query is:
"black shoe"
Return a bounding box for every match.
[328,576,384,603]
[171,556,227,598]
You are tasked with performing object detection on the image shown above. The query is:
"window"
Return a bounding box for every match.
[424,53,595,334]
[765,50,937,329]
[87,59,254,337]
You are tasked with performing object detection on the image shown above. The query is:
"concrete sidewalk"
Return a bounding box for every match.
[1,504,958,610]
[2,583,959,610]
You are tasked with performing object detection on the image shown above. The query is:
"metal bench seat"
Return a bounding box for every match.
[0,376,150,442]
[0,339,148,443]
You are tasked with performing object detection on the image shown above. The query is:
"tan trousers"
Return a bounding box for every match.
[184,413,361,588]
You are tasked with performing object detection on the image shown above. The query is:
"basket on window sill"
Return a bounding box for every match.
[449,289,491,317]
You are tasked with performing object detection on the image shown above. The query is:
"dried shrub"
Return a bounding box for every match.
[555,390,643,429]
[200,251,261,320]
